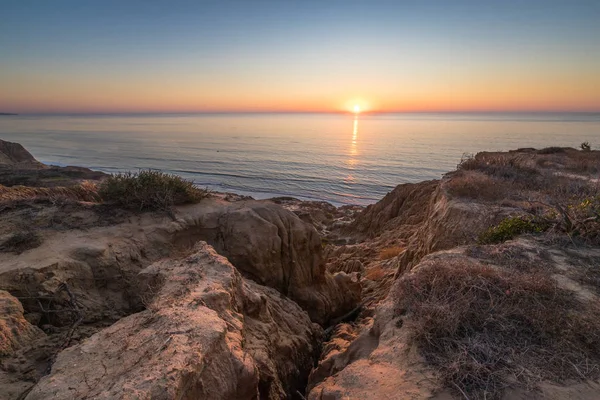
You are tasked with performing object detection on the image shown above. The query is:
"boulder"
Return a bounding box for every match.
[349,181,438,239]
[26,243,323,400]
[177,201,361,325]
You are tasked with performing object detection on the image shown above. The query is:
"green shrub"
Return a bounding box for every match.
[478,215,549,244]
[98,170,208,211]
[556,195,600,242]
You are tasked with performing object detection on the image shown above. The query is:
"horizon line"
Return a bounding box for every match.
[5,109,600,116]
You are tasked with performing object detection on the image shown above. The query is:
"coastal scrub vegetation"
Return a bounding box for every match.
[478,215,549,244]
[477,194,600,246]
[0,170,208,213]
[395,260,600,399]
[98,170,208,211]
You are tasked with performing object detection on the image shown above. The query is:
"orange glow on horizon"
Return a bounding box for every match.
[2,70,600,114]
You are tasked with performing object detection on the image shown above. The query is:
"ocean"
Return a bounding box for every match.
[0,113,598,205]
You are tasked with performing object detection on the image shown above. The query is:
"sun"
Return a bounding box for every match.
[353,104,361,114]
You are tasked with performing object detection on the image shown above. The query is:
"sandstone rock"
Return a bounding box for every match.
[0,138,106,187]
[335,258,364,274]
[307,294,440,400]
[0,139,39,166]
[349,181,438,239]
[0,198,360,332]
[0,290,45,356]
[176,201,361,325]
[26,242,322,400]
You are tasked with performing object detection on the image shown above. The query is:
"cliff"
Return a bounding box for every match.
[0,139,106,187]
[309,147,600,399]
[1,143,599,399]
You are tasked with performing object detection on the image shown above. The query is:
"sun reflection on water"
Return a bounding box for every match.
[347,115,359,169]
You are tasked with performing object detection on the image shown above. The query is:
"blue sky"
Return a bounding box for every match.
[1,0,599,113]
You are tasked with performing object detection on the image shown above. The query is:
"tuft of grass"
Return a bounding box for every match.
[0,230,42,254]
[0,181,100,203]
[478,215,549,244]
[98,170,208,211]
[395,260,600,399]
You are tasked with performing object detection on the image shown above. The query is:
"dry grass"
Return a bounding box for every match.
[458,153,541,188]
[566,151,600,174]
[395,259,600,399]
[0,181,100,203]
[465,243,553,272]
[379,245,404,260]
[445,171,511,201]
[460,148,600,176]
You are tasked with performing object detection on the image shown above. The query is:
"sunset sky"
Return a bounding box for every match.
[1,0,599,114]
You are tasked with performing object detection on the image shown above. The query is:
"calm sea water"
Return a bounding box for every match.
[0,113,599,205]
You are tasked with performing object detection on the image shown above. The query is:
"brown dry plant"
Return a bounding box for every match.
[395,259,600,399]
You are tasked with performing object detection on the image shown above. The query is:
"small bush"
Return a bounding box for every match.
[478,215,549,244]
[395,261,600,399]
[580,141,592,151]
[550,195,600,243]
[98,170,207,211]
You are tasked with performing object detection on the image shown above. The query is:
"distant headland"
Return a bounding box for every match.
[0,113,18,116]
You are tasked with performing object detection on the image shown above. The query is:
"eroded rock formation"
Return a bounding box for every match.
[26,243,322,400]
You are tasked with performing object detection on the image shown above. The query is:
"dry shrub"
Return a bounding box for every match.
[537,147,567,155]
[395,260,600,399]
[465,243,552,272]
[445,171,510,201]
[552,195,600,244]
[0,181,100,203]
[457,153,542,191]
[98,170,208,211]
[537,148,600,175]
[0,230,42,253]
[379,245,404,260]
[565,150,600,174]
[580,142,592,151]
